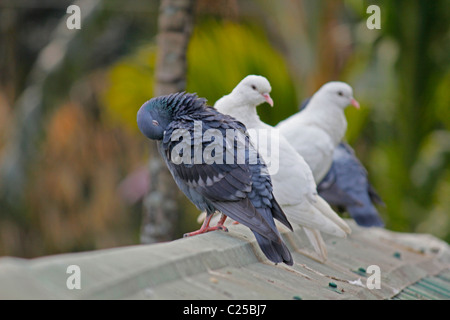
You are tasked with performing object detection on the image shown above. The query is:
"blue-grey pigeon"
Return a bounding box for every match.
[137,92,294,265]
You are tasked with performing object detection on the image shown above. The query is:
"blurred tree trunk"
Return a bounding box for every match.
[141,0,196,244]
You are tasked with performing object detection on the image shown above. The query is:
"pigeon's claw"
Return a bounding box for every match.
[183,214,228,237]
[214,214,229,232]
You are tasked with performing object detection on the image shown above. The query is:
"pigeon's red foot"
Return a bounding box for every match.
[183,225,227,237]
[184,214,228,237]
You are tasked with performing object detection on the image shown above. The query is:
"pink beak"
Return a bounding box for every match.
[262,93,274,107]
[350,98,360,109]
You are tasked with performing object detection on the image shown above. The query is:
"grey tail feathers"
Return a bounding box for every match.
[253,232,293,266]
[347,204,384,228]
[271,199,293,231]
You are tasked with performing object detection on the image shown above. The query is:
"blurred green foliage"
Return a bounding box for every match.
[102,46,156,133]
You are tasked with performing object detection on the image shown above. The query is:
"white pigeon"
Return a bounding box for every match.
[213,75,351,262]
[276,81,360,183]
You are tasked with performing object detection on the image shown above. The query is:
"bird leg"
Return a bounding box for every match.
[184,213,228,237]
[214,214,228,232]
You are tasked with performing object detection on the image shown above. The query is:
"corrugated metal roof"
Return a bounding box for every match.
[0,220,448,299]
[392,269,450,300]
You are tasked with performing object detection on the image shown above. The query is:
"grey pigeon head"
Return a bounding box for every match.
[137,92,206,140]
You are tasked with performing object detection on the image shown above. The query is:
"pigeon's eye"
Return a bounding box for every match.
[251,85,257,90]
[152,120,159,126]
[337,91,343,96]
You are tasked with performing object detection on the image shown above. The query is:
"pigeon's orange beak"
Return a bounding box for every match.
[350,98,360,109]
[263,93,274,107]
